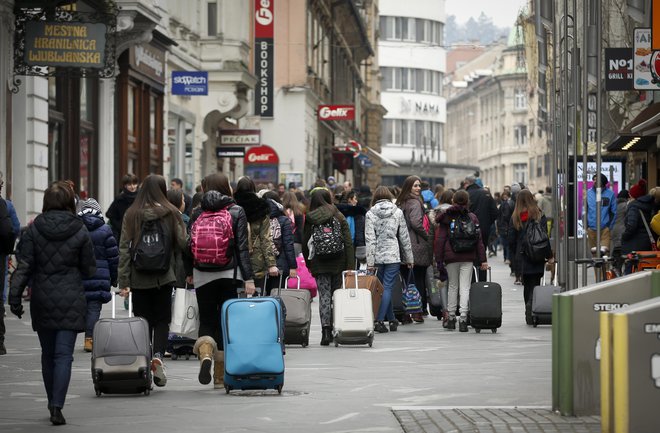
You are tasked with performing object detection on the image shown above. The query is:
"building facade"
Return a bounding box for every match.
[378,0,447,186]
[445,30,530,192]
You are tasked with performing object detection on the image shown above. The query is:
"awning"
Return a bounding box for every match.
[607,102,660,152]
[364,147,400,167]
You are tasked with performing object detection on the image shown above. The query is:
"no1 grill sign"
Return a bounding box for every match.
[605,48,633,91]
[255,0,274,117]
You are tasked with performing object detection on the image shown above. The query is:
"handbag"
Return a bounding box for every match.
[402,272,423,314]
[639,209,659,252]
[288,254,318,297]
[170,286,199,339]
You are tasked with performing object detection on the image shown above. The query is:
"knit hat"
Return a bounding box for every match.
[510,182,521,195]
[77,198,103,217]
[629,179,647,199]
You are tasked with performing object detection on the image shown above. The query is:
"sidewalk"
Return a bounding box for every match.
[0,258,600,433]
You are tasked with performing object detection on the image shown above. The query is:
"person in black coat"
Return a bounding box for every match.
[106,173,138,243]
[9,181,96,426]
[337,190,367,265]
[77,198,119,352]
[464,175,498,281]
[0,187,17,356]
[621,179,655,273]
[508,190,554,325]
[261,191,298,294]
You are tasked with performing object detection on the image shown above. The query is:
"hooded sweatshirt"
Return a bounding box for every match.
[365,199,414,266]
[302,206,354,276]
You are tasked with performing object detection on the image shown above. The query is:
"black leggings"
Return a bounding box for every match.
[522,274,543,308]
[131,285,172,357]
[195,279,241,349]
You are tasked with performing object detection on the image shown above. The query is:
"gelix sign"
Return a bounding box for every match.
[318,105,355,121]
[254,0,274,117]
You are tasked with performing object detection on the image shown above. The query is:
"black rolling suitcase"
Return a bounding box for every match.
[468,267,502,333]
[91,293,152,396]
[390,272,408,323]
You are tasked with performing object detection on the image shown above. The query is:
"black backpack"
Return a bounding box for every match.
[131,218,172,273]
[522,219,550,263]
[312,217,344,257]
[448,213,480,253]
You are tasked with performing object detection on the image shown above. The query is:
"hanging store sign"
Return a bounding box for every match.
[219,130,261,146]
[318,105,355,121]
[13,6,118,80]
[216,146,246,158]
[130,43,166,83]
[245,145,279,185]
[24,22,106,68]
[633,28,660,90]
[254,0,274,117]
[605,48,633,91]
[172,71,208,95]
[244,145,279,165]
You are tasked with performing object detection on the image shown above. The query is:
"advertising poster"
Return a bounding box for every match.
[576,161,623,237]
[633,28,660,90]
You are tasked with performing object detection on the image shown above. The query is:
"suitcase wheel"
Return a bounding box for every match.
[474,328,481,333]
[276,385,283,394]
[171,353,178,360]
[302,340,309,348]
[185,354,191,360]
[491,328,497,333]
[144,387,150,396]
[334,341,339,347]
[95,387,101,397]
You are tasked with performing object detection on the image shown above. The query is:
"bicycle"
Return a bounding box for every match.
[574,255,621,281]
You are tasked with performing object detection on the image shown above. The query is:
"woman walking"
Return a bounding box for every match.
[507,189,554,324]
[396,176,434,322]
[434,190,487,332]
[187,173,255,389]
[117,175,187,388]
[9,181,96,425]
[302,188,354,345]
[365,186,414,333]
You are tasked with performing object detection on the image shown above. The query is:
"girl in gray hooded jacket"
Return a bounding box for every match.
[365,186,414,333]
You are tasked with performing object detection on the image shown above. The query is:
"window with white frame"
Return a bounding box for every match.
[514,88,527,110]
[514,125,527,146]
[513,163,528,185]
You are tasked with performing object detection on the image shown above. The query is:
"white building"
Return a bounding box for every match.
[378,0,447,185]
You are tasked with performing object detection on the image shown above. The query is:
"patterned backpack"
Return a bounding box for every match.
[311,217,344,258]
[190,209,234,269]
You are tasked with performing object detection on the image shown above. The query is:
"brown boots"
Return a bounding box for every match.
[213,350,224,389]
[84,337,93,353]
[193,336,216,385]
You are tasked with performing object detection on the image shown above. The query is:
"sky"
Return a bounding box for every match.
[445,0,527,28]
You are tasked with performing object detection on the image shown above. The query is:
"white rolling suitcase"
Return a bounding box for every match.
[332,271,374,347]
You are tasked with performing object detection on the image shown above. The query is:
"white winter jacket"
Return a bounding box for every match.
[365,199,414,266]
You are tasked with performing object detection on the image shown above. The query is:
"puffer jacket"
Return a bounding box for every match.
[9,210,96,332]
[435,204,486,266]
[302,206,355,276]
[234,190,277,280]
[365,199,413,266]
[187,191,255,282]
[621,195,655,254]
[401,197,433,267]
[80,212,118,303]
[611,199,628,250]
[117,206,187,290]
[266,198,297,276]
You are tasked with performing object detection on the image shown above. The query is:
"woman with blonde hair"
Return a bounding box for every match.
[507,189,554,324]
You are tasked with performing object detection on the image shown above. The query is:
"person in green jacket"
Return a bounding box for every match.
[117,175,187,388]
[302,188,355,346]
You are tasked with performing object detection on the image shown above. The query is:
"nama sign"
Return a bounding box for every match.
[318,105,355,121]
[244,145,279,165]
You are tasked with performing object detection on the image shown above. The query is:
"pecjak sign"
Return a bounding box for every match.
[13,5,118,81]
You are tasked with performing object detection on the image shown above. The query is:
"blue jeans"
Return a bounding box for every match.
[85,300,102,338]
[37,329,77,409]
[376,263,399,322]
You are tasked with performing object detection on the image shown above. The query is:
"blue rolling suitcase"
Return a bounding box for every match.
[221,296,285,394]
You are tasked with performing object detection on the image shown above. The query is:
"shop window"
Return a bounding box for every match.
[207,2,217,36]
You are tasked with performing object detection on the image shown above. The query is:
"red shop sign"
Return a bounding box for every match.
[318,104,355,121]
[244,144,279,165]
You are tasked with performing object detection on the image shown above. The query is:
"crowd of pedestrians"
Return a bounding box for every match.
[2,170,659,427]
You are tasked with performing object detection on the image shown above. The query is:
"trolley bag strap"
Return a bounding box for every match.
[639,209,659,251]
[111,291,133,318]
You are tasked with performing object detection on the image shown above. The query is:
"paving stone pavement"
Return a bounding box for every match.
[392,407,601,433]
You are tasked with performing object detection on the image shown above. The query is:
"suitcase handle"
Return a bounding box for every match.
[285,275,301,289]
[341,270,360,289]
[111,291,132,318]
[473,266,492,283]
